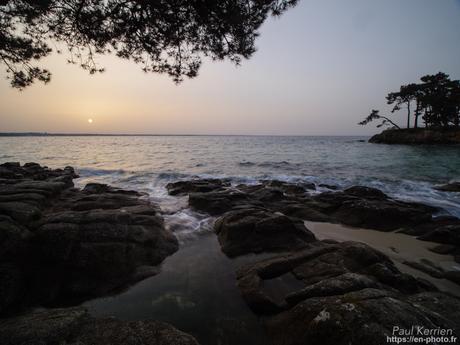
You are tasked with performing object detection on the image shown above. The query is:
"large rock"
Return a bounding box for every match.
[0,163,77,191]
[189,189,256,215]
[267,289,460,345]
[214,208,316,257]
[0,164,77,225]
[0,163,179,314]
[418,224,460,246]
[235,241,460,345]
[400,215,460,236]
[0,202,42,225]
[0,216,32,260]
[236,241,430,313]
[312,186,436,231]
[166,179,230,196]
[0,264,26,316]
[27,185,179,302]
[0,307,200,345]
[435,182,460,192]
[35,205,178,274]
[332,198,434,230]
[260,180,313,193]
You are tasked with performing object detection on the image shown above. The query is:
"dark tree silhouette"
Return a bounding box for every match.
[386,83,418,129]
[360,72,460,130]
[0,0,297,89]
[358,109,401,129]
[418,73,460,128]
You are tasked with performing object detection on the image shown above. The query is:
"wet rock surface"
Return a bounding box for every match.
[0,307,200,345]
[167,178,458,248]
[0,163,178,315]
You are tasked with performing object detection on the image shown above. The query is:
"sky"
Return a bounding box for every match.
[0,0,460,136]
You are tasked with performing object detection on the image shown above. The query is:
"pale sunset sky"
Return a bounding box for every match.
[1,0,459,136]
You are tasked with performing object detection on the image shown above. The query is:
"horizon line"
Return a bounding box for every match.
[0,132,369,137]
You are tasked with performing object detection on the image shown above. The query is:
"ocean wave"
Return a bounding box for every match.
[164,210,214,242]
[258,161,295,168]
[76,167,460,220]
[157,172,193,180]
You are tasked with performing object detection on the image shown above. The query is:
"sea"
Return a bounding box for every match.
[1,135,459,216]
[1,135,459,345]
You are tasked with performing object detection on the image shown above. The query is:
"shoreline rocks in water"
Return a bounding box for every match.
[167,178,460,279]
[0,162,179,316]
[166,177,460,344]
[166,179,459,251]
[0,162,198,345]
[368,128,460,145]
[2,166,460,345]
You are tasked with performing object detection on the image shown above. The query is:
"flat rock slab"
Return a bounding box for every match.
[0,307,200,345]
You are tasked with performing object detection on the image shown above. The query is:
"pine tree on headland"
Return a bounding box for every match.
[0,0,298,89]
[386,83,418,129]
[360,72,460,130]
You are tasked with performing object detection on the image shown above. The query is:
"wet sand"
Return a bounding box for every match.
[306,221,460,297]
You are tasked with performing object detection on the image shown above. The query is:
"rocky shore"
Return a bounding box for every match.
[1,163,460,344]
[0,162,197,344]
[166,178,460,266]
[165,178,460,344]
[369,128,460,145]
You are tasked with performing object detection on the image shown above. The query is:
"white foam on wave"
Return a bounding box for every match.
[164,210,215,243]
[73,165,460,236]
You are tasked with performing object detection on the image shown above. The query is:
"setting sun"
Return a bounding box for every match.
[88,118,93,124]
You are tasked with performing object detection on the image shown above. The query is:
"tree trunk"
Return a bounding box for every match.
[406,102,411,128]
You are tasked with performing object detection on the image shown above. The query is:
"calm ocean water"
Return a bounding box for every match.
[2,135,460,345]
[1,135,459,216]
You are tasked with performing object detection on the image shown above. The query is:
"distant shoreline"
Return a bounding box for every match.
[0,132,368,138]
[369,128,460,145]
